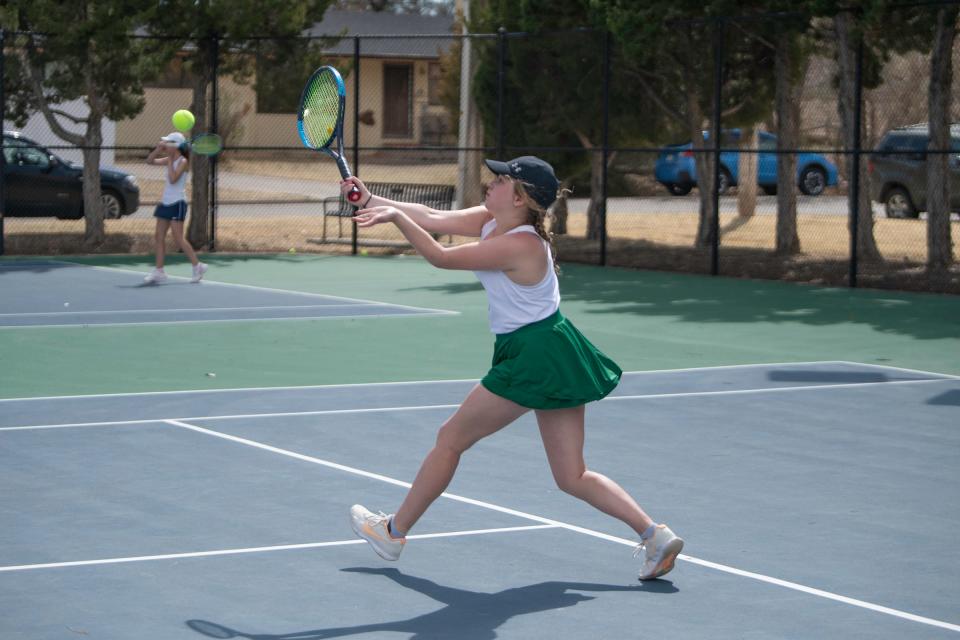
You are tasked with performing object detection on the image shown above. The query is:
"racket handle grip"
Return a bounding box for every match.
[347,186,362,203]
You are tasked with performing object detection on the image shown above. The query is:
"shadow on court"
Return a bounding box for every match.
[186,568,676,639]
[402,262,960,341]
[927,389,960,406]
[12,254,958,341]
[117,281,194,289]
[766,370,894,384]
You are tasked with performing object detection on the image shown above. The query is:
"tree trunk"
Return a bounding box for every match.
[585,149,604,240]
[551,181,569,235]
[927,6,958,273]
[80,68,106,247]
[834,12,881,262]
[775,29,801,255]
[573,130,607,241]
[737,127,758,218]
[187,44,213,249]
[80,118,105,247]
[688,93,716,249]
[20,35,106,247]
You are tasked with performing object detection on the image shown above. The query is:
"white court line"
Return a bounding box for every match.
[163,419,960,633]
[0,360,929,402]
[53,260,456,316]
[0,303,387,317]
[0,310,457,331]
[835,360,960,381]
[1,377,954,432]
[0,524,557,573]
[0,403,463,432]
[0,377,480,403]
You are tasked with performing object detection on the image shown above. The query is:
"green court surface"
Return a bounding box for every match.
[1,253,958,399]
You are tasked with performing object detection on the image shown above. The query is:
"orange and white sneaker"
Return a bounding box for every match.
[635,524,684,580]
[349,504,405,561]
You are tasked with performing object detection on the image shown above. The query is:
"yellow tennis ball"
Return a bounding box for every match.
[288,247,296,254]
[172,109,195,132]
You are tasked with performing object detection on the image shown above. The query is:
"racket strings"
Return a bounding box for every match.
[191,134,222,156]
[302,72,341,149]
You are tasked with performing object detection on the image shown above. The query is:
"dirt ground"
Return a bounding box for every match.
[6,209,958,293]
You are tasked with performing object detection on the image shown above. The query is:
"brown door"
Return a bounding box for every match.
[383,64,412,138]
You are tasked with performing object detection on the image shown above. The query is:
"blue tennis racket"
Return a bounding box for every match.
[297,65,361,202]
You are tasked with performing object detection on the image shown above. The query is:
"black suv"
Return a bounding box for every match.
[869,124,960,218]
[2,131,140,219]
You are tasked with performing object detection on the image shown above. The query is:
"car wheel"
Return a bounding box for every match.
[717,168,732,195]
[761,185,777,196]
[884,187,919,219]
[799,166,827,196]
[667,183,693,196]
[101,191,123,219]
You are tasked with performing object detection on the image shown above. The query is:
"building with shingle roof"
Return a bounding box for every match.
[118,8,459,152]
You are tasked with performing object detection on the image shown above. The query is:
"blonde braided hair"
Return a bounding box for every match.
[511,180,560,275]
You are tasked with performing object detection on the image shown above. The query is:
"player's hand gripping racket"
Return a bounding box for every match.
[297,65,362,203]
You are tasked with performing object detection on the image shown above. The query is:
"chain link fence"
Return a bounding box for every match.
[2,5,958,293]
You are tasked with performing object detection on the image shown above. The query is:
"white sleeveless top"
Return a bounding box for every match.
[474,219,561,334]
[161,157,188,205]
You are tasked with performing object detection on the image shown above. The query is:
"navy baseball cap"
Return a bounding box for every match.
[484,156,560,209]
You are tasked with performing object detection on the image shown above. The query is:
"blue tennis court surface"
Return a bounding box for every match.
[0,261,454,327]
[2,362,958,638]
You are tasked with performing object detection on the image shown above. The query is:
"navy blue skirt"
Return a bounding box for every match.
[154,200,187,221]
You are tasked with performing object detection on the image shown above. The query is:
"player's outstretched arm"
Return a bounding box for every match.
[354,207,535,272]
[341,177,491,237]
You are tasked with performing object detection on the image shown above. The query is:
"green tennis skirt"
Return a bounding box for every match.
[481,310,622,410]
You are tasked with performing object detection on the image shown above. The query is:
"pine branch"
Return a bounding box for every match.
[20,35,84,146]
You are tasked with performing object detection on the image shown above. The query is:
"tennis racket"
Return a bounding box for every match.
[185,133,223,157]
[297,65,361,202]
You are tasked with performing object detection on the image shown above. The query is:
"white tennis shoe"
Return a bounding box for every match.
[190,262,208,283]
[635,524,684,580]
[143,268,167,284]
[349,504,405,561]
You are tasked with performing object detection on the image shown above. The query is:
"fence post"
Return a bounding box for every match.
[600,29,611,266]
[352,35,360,256]
[496,27,506,160]
[209,34,219,252]
[849,29,863,288]
[711,18,724,276]
[0,28,5,257]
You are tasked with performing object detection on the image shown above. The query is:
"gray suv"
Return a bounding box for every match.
[869,124,960,218]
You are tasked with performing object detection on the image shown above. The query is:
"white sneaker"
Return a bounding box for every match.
[349,504,405,561]
[190,262,208,283]
[635,524,684,580]
[143,268,167,284]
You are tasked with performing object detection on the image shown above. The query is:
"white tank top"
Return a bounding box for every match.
[161,157,188,205]
[473,219,561,334]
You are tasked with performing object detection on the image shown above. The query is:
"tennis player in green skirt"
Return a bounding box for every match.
[343,156,683,580]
